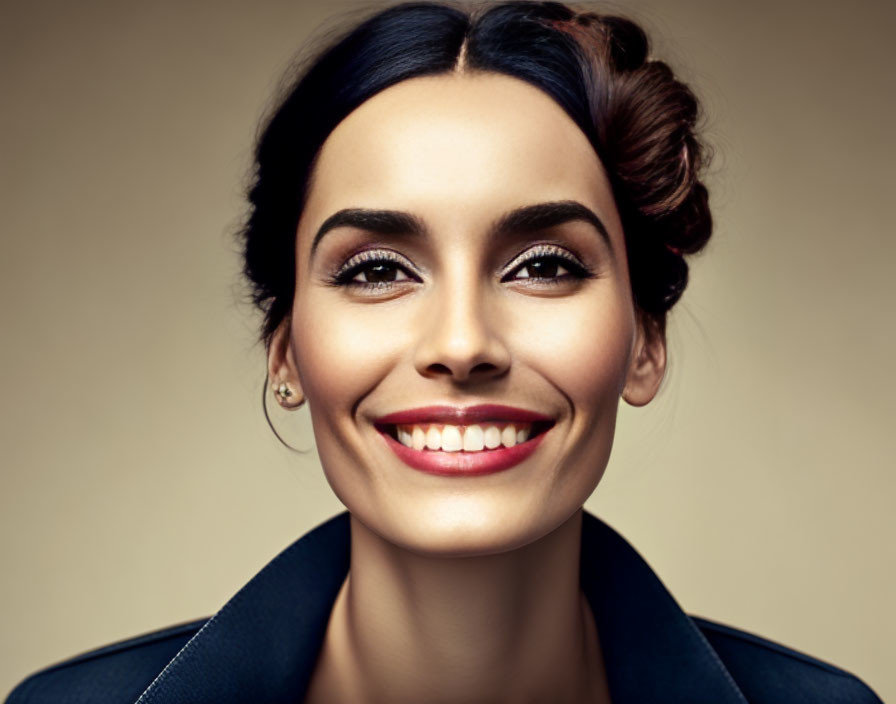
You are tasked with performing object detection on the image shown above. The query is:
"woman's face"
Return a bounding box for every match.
[269,73,665,556]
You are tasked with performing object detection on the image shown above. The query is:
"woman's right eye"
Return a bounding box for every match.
[329,250,420,291]
[347,261,412,285]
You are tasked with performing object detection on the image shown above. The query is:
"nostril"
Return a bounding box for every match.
[425,363,453,377]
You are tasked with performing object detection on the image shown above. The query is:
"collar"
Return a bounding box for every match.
[136,511,747,704]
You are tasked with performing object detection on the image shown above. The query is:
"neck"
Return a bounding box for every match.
[304,508,611,704]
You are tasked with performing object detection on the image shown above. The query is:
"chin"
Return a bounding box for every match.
[350,493,581,559]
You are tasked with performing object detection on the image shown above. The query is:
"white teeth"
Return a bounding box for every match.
[463,425,485,451]
[395,423,536,452]
[441,426,463,452]
[501,425,517,448]
[412,426,426,450]
[425,426,441,450]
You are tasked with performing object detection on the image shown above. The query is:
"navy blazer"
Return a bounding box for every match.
[7,511,883,703]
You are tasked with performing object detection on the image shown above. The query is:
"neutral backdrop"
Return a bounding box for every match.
[2,0,893,700]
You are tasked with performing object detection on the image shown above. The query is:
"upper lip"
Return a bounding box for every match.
[374,404,554,426]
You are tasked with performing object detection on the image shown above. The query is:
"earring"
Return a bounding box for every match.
[272,381,304,409]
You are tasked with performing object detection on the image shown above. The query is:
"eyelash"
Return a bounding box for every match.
[327,244,594,292]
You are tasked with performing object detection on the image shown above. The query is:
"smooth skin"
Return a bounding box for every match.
[268,71,666,704]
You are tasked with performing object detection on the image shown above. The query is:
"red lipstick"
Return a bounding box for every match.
[374,404,554,477]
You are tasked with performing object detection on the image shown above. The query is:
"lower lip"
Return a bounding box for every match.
[378,429,549,476]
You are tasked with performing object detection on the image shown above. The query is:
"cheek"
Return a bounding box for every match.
[514,290,635,407]
[511,286,635,501]
[288,294,407,422]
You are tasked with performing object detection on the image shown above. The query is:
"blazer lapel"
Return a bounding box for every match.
[134,512,351,704]
[135,511,746,704]
[581,512,747,703]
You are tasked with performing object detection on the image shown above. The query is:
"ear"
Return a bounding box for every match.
[621,313,667,407]
[267,319,305,408]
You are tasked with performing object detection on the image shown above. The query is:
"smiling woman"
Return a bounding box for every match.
[4,2,885,703]
[269,71,660,573]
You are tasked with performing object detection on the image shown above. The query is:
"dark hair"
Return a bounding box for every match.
[241,0,711,347]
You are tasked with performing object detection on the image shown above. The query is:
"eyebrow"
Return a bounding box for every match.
[309,200,612,256]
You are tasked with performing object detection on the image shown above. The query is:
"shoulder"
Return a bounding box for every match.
[7,615,884,704]
[5,515,350,704]
[692,616,883,704]
[5,618,207,704]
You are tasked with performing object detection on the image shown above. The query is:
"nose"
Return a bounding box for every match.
[413,273,511,383]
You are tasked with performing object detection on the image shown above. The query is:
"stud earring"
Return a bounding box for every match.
[272,381,304,409]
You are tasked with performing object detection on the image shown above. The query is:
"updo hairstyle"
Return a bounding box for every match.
[241,1,712,345]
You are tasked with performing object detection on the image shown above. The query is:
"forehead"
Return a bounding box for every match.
[300,72,620,245]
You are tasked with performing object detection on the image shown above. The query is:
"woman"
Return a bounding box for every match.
[6,2,884,703]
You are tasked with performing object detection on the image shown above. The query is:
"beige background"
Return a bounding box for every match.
[2,0,893,700]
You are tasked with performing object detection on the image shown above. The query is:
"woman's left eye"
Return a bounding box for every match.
[509,257,571,280]
[502,247,591,284]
